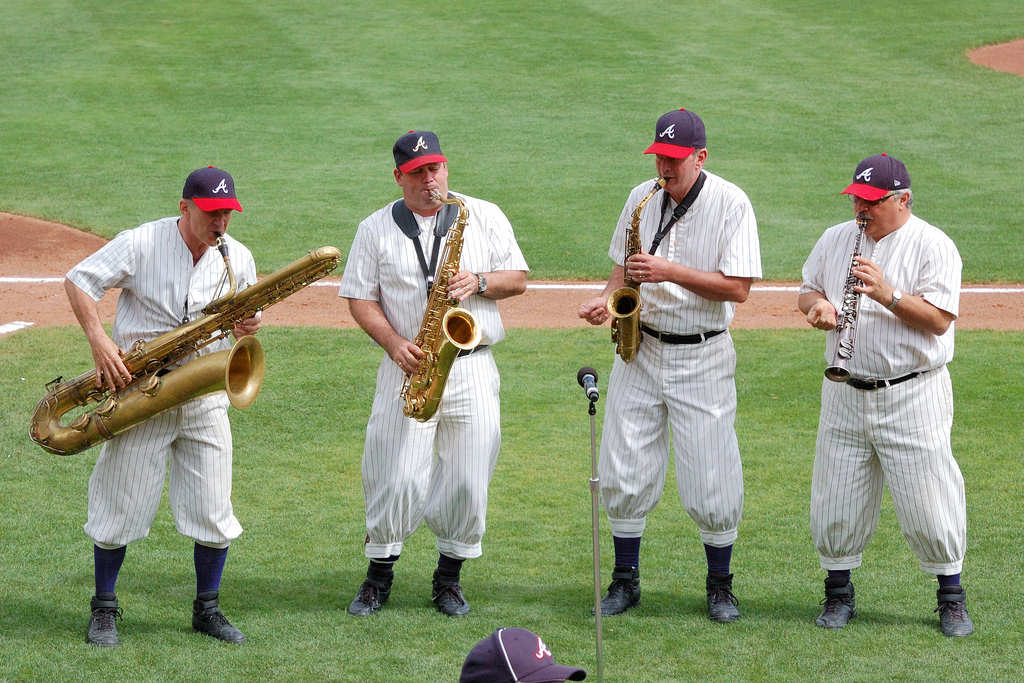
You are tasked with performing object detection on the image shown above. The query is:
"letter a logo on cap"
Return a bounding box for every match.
[412,136,428,152]
[659,124,676,140]
[213,178,230,194]
[855,167,873,182]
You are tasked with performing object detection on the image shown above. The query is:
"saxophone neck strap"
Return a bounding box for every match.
[392,198,459,295]
[649,171,706,255]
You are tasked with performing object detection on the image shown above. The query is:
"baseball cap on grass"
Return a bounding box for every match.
[842,153,910,201]
[182,166,243,212]
[393,130,448,173]
[459,627,586,683]
[644,107,706,158]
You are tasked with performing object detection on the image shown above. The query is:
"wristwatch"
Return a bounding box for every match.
[477,273,488,295]
[887,289,903,310]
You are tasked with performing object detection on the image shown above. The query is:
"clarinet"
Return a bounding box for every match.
[825,212,871,382]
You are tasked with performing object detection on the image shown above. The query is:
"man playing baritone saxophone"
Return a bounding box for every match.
[578,108,762,622]
[798,153,972,637]
[339,130,527,617]
[64,167,261,646]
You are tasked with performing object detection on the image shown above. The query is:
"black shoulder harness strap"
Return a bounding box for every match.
[392,198,459,294]
[649,171,707,255]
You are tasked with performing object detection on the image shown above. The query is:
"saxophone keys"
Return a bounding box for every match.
[139,374,161,397]
[95,397,118,417]
[70,414,91,432]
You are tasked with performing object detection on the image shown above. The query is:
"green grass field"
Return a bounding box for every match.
[3,1,1024,680]
[1,0,1022,280]
[2,328,1022,680]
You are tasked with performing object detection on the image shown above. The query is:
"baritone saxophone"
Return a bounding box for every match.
[607,178,666,362]
[825,212,871,382]
[400,191,481,422]
[29,241,342,455]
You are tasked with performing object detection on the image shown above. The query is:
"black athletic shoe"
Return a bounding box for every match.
[598,566,640,616]
[816,578,856,629]
[86,593,122,647]
[935,586,974,637]
[192,593,246,644]
[348,579,391,616]
[432,576,470,617]
[706,572,741,622]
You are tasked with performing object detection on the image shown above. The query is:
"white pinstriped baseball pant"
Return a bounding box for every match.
[600,331,744,547]
[84,392,241,549]
[360,350,501,561]
[811,366,966,575]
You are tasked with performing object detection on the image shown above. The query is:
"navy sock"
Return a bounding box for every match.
[437,553,464,581]
[94,545,126,596]
[827,569,851,585]
[194,543,229,596]
[368,555,399,585]
[937,573,961,588]
[612,536,641,569]
[704,544,733,575]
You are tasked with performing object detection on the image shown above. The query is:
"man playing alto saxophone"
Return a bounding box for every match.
[339,130,527,617]
[65,167,261,646]
[798,153,972,637]
[578,108,762,622]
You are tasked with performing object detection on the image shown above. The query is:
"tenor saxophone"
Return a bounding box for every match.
[29,241,342,455]
[607,178,666,362]
[825,212,871,382]
[400,191,482,422]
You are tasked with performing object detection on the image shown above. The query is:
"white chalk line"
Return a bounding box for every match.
[1,277,1021,294]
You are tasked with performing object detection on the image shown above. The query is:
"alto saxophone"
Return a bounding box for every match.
[825,212,871,382]
[607,178,666,362]
[29,241,342,455]
[400,191,482,422]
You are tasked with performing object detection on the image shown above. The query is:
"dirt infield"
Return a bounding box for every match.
[968,39,1024,77]
[2,212,1022,332]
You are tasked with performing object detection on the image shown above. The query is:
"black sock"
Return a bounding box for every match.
[436,553,463,582]
[937,573,961,588]
[704,544,733,575]
[612,536,641,569]
[368,555,399,586]
[826,569,851,586]
[194,543,229,596]
[94,545,126,596]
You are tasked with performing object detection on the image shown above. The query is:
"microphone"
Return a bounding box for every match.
[577,366,599,402]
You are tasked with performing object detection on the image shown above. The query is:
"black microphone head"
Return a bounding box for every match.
[577,366,598,387]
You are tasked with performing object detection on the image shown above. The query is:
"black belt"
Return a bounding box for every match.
[846,372,919,390]
[640,325,725,345]
[457,344,489,358]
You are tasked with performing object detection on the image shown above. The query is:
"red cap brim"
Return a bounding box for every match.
[192,197,243,212]
[841,183,889,201]
[398,154,447,173]
[643,141,696,158]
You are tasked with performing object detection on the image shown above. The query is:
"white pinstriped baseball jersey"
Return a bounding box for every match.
[800,213,961,378]
[340,193,527,342]
[68,216,256,548]
[340,192,528,560]
[67,216,257,357]
[609,172,762,334]
[600,171,761,547]
[802,211,966,575]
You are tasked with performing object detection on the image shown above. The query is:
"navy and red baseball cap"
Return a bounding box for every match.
[393,130,448,173]
[644,108,707,158]
[459,628,587,683]
[182,166,243,212]
[841,153,911,201]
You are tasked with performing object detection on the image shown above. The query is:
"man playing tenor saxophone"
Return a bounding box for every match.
[799,153,972,637]
[577,108,762,622]
[66,167,261,647]
[339,130,527,617]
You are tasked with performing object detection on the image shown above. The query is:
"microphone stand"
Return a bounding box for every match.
[587,396,604,683]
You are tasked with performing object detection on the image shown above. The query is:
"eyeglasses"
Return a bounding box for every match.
[853,192,897,206]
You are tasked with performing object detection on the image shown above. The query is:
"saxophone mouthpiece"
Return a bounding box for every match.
[655,177,667,189]
[215,235,229,257]
[855,211,873,224]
